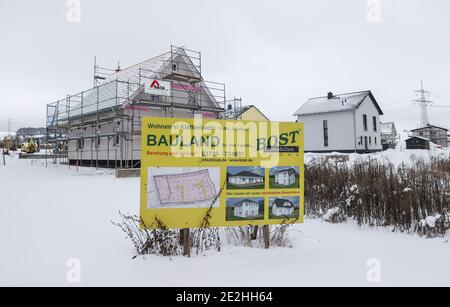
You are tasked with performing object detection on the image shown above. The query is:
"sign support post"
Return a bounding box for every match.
[263,225,270,249]
[139,118,304,253]
[182,228,191,257]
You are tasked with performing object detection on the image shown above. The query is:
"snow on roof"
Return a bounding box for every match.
[102,50,175,84]
[50,47,221,124]
[411,124,449,132]
[294,91,383,116]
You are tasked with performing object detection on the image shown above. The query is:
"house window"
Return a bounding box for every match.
[96,136,101,147]
[369,136,372,145]
[375,137,377,145]
[323,120,329,147]
[114,135,120,147]
[363,114,368,131]
[77,138,84,150]
[373,116,377,132]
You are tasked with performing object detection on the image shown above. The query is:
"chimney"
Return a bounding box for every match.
[327,92,334,99]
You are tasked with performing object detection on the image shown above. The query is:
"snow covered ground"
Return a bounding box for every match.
[305,147,450,167]
[1,153,449,287]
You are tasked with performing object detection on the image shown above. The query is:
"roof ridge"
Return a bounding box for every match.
[308,90,370,100]
[103,48,181,82]
[231,170,263,177]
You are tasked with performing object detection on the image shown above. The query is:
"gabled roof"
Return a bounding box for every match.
[100,47,218,109]
[234,199,260,207]
[272,198,294,208]
[411,124,449,132]
[235,105,270,121]
[103,47,202,84]
[229,171,264,178]
[103,50,175,84]
[294,90,383,116]
[273,167,297,176]
[381,122,396,133]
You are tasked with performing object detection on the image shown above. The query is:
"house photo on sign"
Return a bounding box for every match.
[139,117,304,229]
[269,166,300,189]
[226,197,265,221]
[226,166,265,190]
[269,196,300,220]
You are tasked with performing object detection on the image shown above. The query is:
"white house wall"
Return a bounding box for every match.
[354,96,382,152]
[296,96,382,153]
[234,202,259,218]
[273,205,294,216]
[297,111,355,152]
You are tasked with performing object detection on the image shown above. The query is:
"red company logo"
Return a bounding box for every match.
[149,80,166,90]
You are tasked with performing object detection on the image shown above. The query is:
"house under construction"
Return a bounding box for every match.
[46,46,230,168]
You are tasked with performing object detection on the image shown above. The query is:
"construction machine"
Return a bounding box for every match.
[21,138,39,154]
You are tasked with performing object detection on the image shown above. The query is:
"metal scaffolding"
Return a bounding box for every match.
[46,46,227,169]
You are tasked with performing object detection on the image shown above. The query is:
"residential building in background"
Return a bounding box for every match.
[381,122,399,150]
[222,102,270,122]
[294,91,383,153]
[410,124,448,148]
[405,136,430,150]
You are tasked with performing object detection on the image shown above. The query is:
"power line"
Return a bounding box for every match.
[431,94,450,98]
[431,105,450,108]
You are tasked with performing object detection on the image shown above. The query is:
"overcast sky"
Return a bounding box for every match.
[1,0,449,133]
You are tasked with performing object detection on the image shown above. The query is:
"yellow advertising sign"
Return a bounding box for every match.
[140,117,304,228]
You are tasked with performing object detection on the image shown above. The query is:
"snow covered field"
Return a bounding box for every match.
[305,147,450,167]
[1,153,449,287]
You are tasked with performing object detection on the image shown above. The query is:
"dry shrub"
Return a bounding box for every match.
[112,212,182,257]
[225,223,295,248]
[112,212,222,258]
[305,155,450,237]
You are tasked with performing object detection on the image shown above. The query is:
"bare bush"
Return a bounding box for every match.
[112,212,182,257]
[225,222,295,248]
[305,155,450,237]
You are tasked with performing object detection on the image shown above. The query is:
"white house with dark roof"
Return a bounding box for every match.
[294,91,383,153]
[233,199,260,218]
[228,171,264,186]
[271,198,295,216]
[274,168,297,186]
